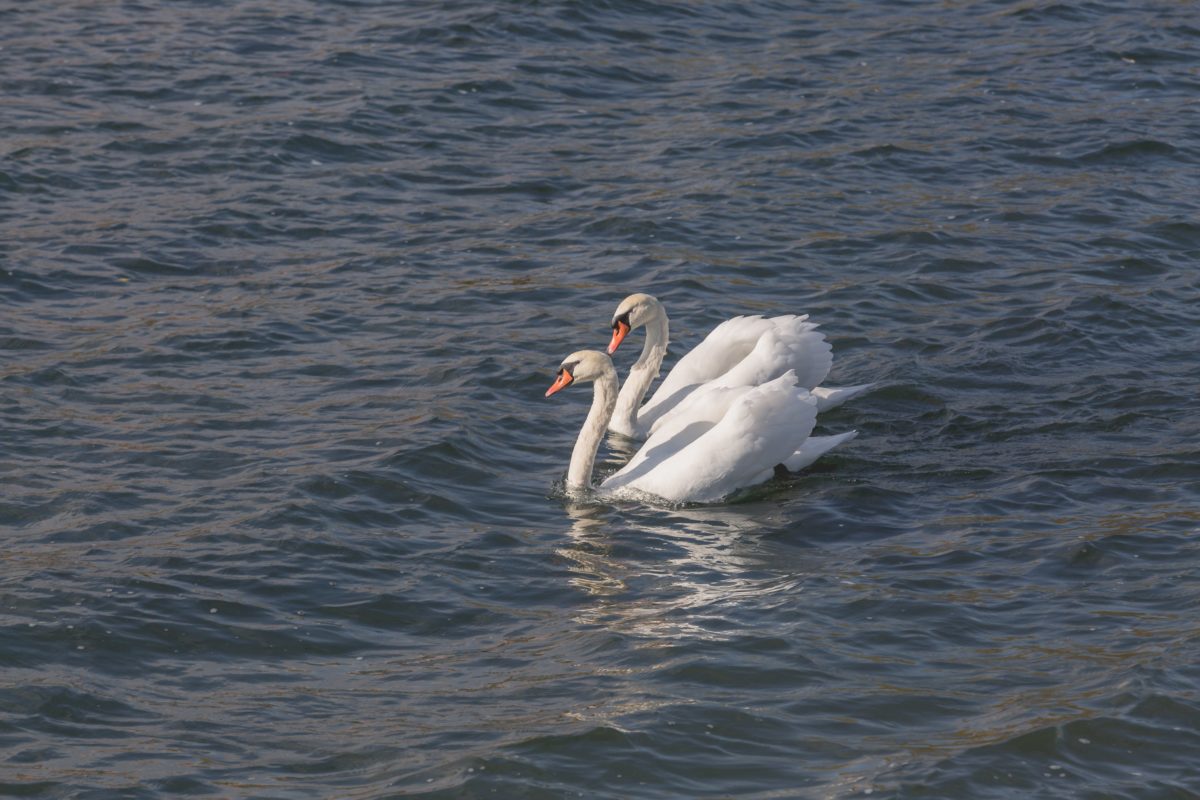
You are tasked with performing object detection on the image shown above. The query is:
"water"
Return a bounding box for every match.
[3,1,1199,797]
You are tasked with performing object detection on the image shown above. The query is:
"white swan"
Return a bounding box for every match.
[605,293,872,439]
[546,350,857,504]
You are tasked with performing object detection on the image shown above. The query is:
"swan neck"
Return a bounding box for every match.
[611,308,669,435]
[567,369,618,490]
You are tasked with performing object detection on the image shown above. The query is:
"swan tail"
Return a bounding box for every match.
[781,430,858,472]
[812,383,874,413]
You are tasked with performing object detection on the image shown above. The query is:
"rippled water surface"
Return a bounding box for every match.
[4,1,1200,797]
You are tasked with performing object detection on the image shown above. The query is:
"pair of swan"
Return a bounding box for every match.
[546,294,869,504]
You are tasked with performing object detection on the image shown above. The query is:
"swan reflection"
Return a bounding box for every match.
[558,501,814,643]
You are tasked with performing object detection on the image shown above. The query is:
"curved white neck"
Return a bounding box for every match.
[567,368,619,490]
[610,309,668,436]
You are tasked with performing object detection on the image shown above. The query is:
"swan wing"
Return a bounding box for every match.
[627,311,839,438]
[638,315,830,429]
[608,373,818,503]
[706,323,832,392]
[769,316,833,389]
[634,315,776,424]
[665,314,826,391]
[656,315,778,392]
[603,386,749,490]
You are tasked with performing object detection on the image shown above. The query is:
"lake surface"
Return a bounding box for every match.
[3,1,1199,797]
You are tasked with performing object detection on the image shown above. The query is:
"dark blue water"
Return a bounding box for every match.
[3,1,1200,797]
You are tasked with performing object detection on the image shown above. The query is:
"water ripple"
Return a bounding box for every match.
[3,0,1200,797]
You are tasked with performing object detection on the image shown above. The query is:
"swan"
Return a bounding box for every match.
[546,350,857,503]
[605,293,872,439]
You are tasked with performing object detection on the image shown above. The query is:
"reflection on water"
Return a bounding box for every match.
[559,502,811,643]
[561,498,1200,797]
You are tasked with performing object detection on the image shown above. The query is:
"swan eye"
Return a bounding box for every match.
[612,311,631,330]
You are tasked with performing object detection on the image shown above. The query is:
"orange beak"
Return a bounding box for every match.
[607,320,631,354]
[545,368,574,397]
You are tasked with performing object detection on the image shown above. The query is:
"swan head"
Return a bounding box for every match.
[608,293,663,354]
[545,350,615,397]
